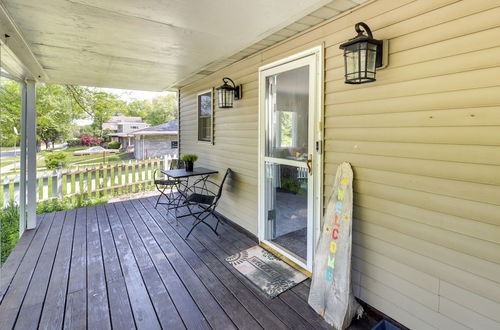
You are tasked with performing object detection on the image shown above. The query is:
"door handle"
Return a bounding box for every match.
[307,154,313,175]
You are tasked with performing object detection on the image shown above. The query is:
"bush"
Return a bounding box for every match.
[36,196,107,214]
[66,138,81,147]
[45,151,67,169]
[1,201,20,264]
[107,141,121,149]
[81,135,102,146]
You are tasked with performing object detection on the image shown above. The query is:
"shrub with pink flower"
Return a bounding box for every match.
[80,135,102,146]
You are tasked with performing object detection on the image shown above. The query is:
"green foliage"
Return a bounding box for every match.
[107,141,121,149]
[45,151,68,169]
[1,201,20,265]
[281,178,300,194]
[1,79,81,148]
[0,77,22,147]
[181,154,198,162]
[279,111,293,147]
[1,77,178,150]
[66,138,81,147]
[126,99,151,118]
[36,84,77,148]
[66,85,120,138]
[36,196,107,214]
[145,94,177,126]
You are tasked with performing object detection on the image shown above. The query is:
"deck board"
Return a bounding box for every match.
[95,204,135,329]
[0,196,374,329]
[85,206,111,330]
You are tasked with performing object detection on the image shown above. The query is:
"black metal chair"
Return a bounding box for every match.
[182,168,232,239]
[153,159,185,210]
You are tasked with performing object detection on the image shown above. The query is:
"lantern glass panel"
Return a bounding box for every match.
[365,42,378,80]
[218,87,234,108]
[344,44,360,81]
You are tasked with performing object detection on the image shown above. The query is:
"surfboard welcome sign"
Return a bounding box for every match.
[308,162,363,329]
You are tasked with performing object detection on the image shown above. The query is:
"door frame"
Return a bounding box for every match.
[257,46,324,272]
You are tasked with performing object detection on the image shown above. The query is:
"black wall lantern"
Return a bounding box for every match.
[216,77,241,108]
[339,22,383,84]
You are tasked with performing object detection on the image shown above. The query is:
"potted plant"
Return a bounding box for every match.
[182,154,198,172]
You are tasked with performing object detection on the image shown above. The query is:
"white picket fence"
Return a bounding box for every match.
[1,155,177,207]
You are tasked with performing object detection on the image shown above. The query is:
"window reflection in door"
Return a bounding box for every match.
[266,65,309,162]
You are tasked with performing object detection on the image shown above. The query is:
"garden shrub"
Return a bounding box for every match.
[66,138,81,147]
[1,201,20,265]
[45,151,67,169]
[107,141,121,149]
[36,196,108,214]
[81,135,102,146]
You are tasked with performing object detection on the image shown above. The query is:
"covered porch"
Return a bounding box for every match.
[2,0,500,329]
[0,196,377,329]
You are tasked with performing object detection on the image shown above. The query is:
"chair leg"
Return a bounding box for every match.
[154,190,163,208]
[183,205,219,239]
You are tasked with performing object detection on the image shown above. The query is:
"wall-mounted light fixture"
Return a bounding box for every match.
[216,77,241,108]
[339,22,383,84]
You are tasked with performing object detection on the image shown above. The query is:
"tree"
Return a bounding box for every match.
[145,93,177,126]
[126,99,151,118]
[36,84,75,148]
[1,80,79,149]
[66,85,119,138]
[0,78,21,147]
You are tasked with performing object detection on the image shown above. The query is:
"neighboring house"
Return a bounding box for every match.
[132,120,178,160]
[104,116,149,149]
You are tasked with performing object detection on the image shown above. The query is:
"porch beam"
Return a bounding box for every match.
[0,3,46,81]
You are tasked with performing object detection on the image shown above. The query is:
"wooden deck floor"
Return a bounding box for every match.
[0,196,377,329]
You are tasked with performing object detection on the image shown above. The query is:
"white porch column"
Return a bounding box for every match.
[25,79,37,229]
[19,81,27,234]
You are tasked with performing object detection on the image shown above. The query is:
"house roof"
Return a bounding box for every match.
[0,0,367,90]
[132,120,178,136]
[108,132,134,138]
[106,116,143,123]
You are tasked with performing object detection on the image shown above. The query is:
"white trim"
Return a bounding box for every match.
[0,4,46,81]
[258,45,323,272]
[263,156,307,168]
[259,46,323,72]
[196,88,214,144]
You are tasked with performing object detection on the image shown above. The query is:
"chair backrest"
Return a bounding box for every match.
[215,168,232,202]
[169,158,184,170]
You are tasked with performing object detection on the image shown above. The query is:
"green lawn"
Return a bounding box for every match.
[64,150,135,167]
[0,146,17,151]
[0,156,19,168]
[1,147,136,175]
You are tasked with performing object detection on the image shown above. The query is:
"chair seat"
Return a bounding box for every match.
[155,179,178,185]
[186,193,215,205]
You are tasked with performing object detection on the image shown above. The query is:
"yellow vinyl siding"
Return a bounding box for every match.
[179,0,500,328]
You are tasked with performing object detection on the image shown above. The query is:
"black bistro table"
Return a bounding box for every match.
[161,167,219,219]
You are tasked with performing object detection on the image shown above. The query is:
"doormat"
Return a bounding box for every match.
[225,245,307,298]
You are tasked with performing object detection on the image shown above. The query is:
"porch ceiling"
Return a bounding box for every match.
[1,0,366,91]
